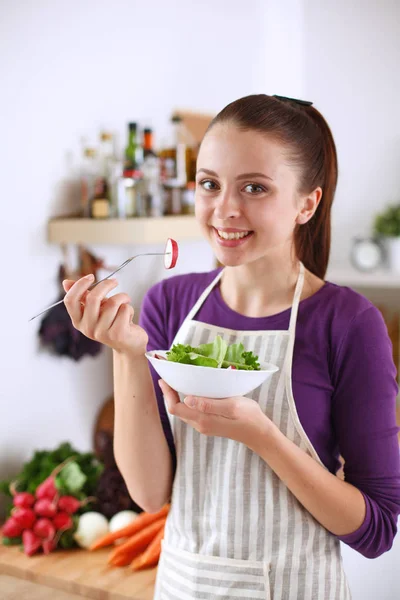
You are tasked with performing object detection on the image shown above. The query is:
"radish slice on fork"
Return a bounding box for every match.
[164,238,179,269]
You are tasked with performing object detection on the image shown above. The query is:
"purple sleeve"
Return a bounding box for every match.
[139,281,177,472]
[331,306,400,558]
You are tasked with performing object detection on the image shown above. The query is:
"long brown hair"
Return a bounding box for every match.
[205,94,338,279]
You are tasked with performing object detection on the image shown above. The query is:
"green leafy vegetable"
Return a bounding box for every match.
[166,336,260,371]
[55,462,87,495]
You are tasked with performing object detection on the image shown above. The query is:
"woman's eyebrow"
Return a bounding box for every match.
[196,168,274,181]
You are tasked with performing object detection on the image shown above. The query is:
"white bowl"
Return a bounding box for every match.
[145,350,279,399]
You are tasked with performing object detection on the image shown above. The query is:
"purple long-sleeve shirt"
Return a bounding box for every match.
[139,268,400,559]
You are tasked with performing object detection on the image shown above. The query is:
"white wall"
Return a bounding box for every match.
[1,1,399,598]
[304,0,400,266]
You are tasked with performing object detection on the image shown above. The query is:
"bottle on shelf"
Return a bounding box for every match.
[143,127,157,158]
[99,131,115,178]
[159,115,193,183]
[124,122,140,173]
[126,122,145,171]
[80,147,98,218]
[159,115,196,215]
[98,131,120,217]
[140,128,163,217]
[90,175,111,219]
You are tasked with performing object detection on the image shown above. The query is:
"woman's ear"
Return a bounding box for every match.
[296,187,323,224]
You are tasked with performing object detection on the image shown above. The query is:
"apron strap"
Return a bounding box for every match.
[288,261,305,336]
[186,269,224,322]
[170,269,224,348]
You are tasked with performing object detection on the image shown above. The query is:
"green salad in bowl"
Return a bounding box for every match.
[165,336,261,371]
[146,336,278,399]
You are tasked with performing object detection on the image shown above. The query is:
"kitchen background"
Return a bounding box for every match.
[1,0,400,599]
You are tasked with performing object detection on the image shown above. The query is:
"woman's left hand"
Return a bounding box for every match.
[159,379,272,449]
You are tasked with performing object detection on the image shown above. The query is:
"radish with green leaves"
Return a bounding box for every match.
[34,455,78,501]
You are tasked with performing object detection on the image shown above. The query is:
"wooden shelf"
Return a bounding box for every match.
[48,216,202,245]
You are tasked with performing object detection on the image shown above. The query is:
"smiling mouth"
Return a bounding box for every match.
[214,228,253,240]
[211,227,255,247]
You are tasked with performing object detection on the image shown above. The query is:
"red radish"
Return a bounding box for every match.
[33,518,56,540]
[53,511,73,531]
[22,530,42,556]
[57,495,96,514]
[11,507,36,529]
[42,537,57,555]
[164,238,178,269]
[1,517,23,537]
[34,498,57,518]
[35,477,57,501]
[227,365,237,370]
[154,353,167,361]
[9,481,36,508]
[35,455,78,501]
[12,492,36,509]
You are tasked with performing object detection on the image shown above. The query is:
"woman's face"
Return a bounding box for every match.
[195,123,319,268]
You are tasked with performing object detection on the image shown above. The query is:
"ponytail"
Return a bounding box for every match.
[294,106,338,278]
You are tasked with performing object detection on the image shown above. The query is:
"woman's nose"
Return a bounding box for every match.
[213,190,241,220]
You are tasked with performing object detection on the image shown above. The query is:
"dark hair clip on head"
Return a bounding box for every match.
[272,94,313,107]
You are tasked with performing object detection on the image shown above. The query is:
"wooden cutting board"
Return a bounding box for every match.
[0,537,156,600]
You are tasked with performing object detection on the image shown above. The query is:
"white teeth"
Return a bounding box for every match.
[217,230,251,240]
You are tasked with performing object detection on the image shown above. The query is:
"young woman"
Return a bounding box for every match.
[63,94,400,599]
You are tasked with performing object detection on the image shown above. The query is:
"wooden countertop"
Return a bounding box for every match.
[1,574,88,600]
[0,538,156,600]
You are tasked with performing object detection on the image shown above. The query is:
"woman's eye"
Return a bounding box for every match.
[243,183,265,194]
[200,179,219,191]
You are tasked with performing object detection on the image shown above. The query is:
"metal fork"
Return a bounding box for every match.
[29,252,171,322]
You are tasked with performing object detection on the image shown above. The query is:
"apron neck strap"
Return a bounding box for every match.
[183,262,305,332]
[184,269,224,323]
[288,261,305,335]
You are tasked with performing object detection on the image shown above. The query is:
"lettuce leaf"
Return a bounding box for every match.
[166,336,260,370]
[193,336,227,367]
[223,343,260,370]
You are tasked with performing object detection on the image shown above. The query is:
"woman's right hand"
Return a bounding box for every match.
[62,275,148,357]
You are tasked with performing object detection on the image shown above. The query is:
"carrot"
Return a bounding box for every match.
[130,523,165,571]
[107,517,166,566]
[89,503,170,550]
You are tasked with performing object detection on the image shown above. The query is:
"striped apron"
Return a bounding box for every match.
[154,262,351,600]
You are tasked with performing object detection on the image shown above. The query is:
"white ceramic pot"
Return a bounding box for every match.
[384,237,400,274]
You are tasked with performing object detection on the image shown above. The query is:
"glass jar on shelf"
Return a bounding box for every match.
[116,169,144,218]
